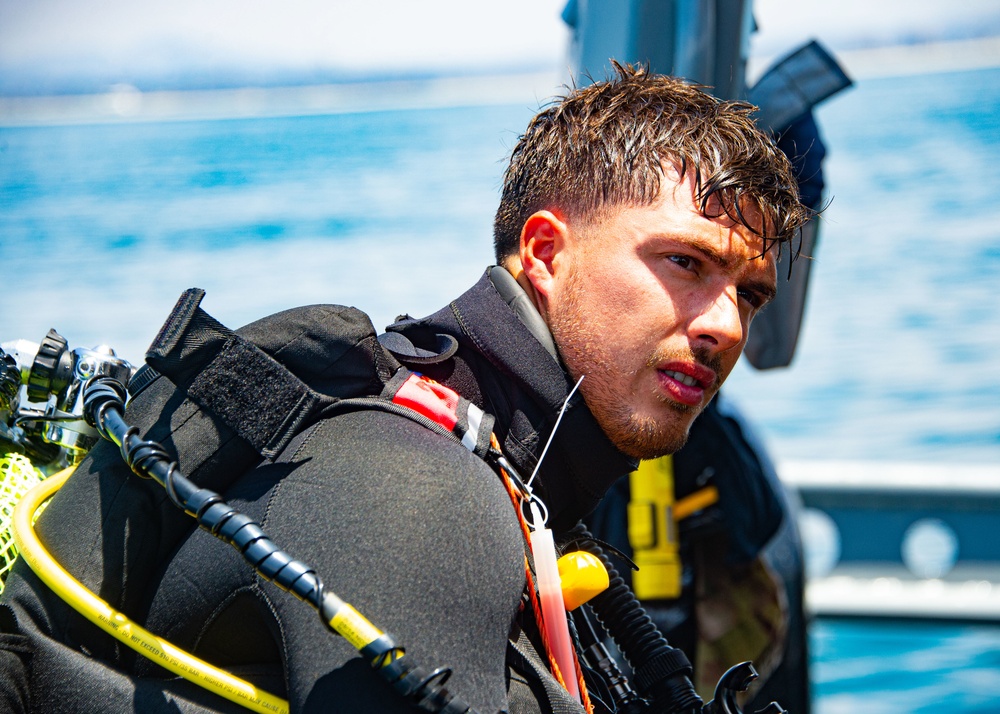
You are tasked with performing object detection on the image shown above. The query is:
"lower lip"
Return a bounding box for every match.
[657,371,705,406]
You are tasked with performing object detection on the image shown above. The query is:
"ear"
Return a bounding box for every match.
[519,210,569,306]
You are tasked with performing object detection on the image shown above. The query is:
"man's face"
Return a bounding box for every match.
[544,169,777,459]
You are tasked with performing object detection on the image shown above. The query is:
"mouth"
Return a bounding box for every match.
[656,361,717,407]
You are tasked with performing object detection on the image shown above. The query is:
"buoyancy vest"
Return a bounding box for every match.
[0,287,586,714]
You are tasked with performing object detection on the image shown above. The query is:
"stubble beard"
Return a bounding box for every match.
[547,276,711,461]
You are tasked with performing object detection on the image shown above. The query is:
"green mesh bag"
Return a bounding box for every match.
[0,452,44,593]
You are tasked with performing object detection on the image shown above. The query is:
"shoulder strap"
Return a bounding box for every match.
[140,288,398,461]
[383,371,494,459]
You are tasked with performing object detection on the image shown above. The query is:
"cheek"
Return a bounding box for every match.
[718,340,747,382]
[573,266,637,322]
[600,259,673,316]
[572,250,679,338]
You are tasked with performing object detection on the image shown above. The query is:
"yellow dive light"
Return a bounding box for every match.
[628,456,720,600]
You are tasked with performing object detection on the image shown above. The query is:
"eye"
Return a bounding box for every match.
[737,287,766,310]
[667,255,696,270]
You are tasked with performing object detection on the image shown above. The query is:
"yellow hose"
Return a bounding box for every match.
[11,467,290,714]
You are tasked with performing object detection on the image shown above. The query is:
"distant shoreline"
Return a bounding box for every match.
[0,70,568,127]
[3,36,999,128]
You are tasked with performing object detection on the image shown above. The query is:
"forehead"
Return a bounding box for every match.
[665,164,769,238]
[577,168,777,270]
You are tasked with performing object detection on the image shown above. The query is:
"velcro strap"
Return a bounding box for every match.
[633,648,693,695]
[146,287,324,460]
[187,337,322,459]
[146,288,234,384]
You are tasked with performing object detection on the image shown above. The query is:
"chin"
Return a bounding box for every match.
[607,411,695,460]
[579,378,704,459]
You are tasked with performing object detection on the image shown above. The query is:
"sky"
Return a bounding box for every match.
[1,0,999,94]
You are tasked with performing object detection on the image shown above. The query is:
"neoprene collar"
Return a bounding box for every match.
[384,268,637,531]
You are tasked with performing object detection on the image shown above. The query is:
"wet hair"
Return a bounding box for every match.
[493,62,812,264]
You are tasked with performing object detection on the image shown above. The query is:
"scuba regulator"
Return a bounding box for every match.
[1,329,134,591]
[0,329,134,471]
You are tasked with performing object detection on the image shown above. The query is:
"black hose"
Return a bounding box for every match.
[82,375,476,714]
[567,523,702,714]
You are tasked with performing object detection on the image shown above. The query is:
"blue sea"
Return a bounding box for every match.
[2,65,1000,711]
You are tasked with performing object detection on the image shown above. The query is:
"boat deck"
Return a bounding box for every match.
[780,460,1000,621]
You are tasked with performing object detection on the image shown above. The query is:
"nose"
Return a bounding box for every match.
[688,286,744,354]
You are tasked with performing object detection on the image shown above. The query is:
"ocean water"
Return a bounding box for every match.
[0,102,525,349]
[2,67,998,465]
[2,66,1000,711]
[723,66,1000,465]
[811,618,1000,713]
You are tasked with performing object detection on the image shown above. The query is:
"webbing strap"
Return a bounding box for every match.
[508,630,586,714]
[145,288,327,461]
[186,337,322,460]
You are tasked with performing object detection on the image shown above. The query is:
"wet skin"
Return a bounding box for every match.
[519,168,777,459]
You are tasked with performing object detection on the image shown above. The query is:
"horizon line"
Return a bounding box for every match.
[3,36,999,128]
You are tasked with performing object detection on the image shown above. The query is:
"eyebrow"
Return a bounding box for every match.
[683,235,734,270]
[684,236,778,303]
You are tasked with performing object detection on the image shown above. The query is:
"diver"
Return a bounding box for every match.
[0,65,810,713]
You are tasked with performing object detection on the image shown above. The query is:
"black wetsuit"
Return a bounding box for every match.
[0,267,635,713]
